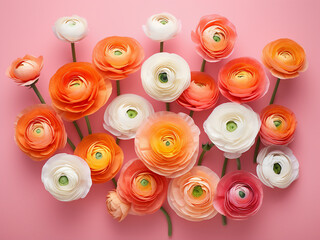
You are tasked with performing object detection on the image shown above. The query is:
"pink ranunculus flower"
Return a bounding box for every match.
[106,190,130,222]
[213,171,263,220]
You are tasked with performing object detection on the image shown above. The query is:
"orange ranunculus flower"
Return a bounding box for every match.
[262,38,308,79]
[92,36,144,80]
[15,104,67,161]
[74,133,123,183]
[218,57,270,103]
[259,105,297,146]
[191,14,237,62]
[135,111,200,178]
[116,159,168,216]
[106,190,130,222]
[177,71,219,111]
[6,55,43,86]
[49,62,111,121]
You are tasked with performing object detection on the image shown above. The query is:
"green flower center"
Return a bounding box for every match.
[158,72,168,83]
[36,128,41,134]
[165,141,170,146]
[273,120,282,127]
[59,176,69,186]
[140,179,149,186]
[239,191,245,198]
[273,163,282,174]
[95,152,103,159]
[213,33,221,42]
[192,185,203,198]
[160,19,168,25]
[126,109,138,118]
[226,121,237,132]
[114,50,123,55]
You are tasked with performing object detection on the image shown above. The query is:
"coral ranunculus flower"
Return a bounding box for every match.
[92,36,144,80]
[117,159,168,215]
[259,104,297,146]
[74,133,123,183]
[135,112,200,178]
[15,104,67,161]
[177,71,219,111]
[213,171,263,220]
[218,57,270,103]
[191,14,237,62]
[49,62,111,121]
[6,55,43,86]
[168,166,220,221]
[262,38,308,79]
[106,190,130,222]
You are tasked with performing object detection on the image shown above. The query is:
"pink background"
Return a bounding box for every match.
[1,0,319,239]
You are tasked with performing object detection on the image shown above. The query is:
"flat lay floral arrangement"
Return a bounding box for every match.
[7,13,307,237]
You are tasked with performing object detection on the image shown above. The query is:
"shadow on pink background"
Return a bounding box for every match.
[1,0,319,239]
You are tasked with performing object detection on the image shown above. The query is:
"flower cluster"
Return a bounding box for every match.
[7,12,306,237]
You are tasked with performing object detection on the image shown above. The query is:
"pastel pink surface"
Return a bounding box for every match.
[0,0,319,239]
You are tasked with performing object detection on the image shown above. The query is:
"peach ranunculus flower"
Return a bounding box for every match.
[49,62,111,121]
[168,166,220,221]
[259,104,297,146]
[177,71,219,111]
[262,38,308,79]
[191,14,237,62]
[135,111,200,178]
[6,55,43,86]
[218,57,270,103]
[15,104,67,161]
[74,133,123,183]
[92,36,144,80]
[116,159,168,216]
[106,190,130,222]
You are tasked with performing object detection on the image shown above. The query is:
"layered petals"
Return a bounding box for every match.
[135,111,200,178]
[168,166,220,221]
[49,62,111,121]
[106,190,130,222]
[74,133,123,183]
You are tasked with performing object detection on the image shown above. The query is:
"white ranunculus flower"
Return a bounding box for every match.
[141,52,190,102]
[256,146,299,188]
[53,15,88,43]
[41,153,92,202]
[103,94,154,140]
[203,102,261,159]
[142,12,181,42]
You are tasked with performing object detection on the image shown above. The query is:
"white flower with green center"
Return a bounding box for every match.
[103,94,154,140]
[53,15,88,43]
[203,102,261,159]
[141,53,191,102]
[41,153,92,202]
[256,146,299,188]
[142,12,181,42]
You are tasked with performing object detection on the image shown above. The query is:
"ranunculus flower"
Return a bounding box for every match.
[256,146,299,188]
[203,102,260,159]
[135,111,200,178]
[74,133,123,183]
[41,153,92,202]
[15,104,67,161]
[191,14,237,62]
[6,55,43,86]
[213,171,263,220]
[116,159,168,215]
[142,12,181,42]
[92,36,144,80]
[262,38,308,79]
[259,104,297,146]
[53,15,88,43]
[106,190,130,222]
[218,57,270,103]
[49,62,111,121]
[103,94,154,140]
[141,52,190,102]
[177,71,219,111]
[168,166,220,221]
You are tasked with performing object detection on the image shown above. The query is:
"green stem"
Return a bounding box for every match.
[197,150,206,166]
[112,178,117,188]
[73,121,83,140]
[160,207,172,237]
[116,138,120,145]
[200,59,206,72]
[160,42,164,52]
[236,158,241,170]
[222,215,227,225]
[31,82,45,104]
[221,158,229,178]
[67,138,76,151]
[166,102,170,111]
[116,80,121,96]
[71,42,76,62]
[269,78,281,104]
[197,143,214,166]
[189,110,194,118]
[253,137,261,163]
[85,116,92,134]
